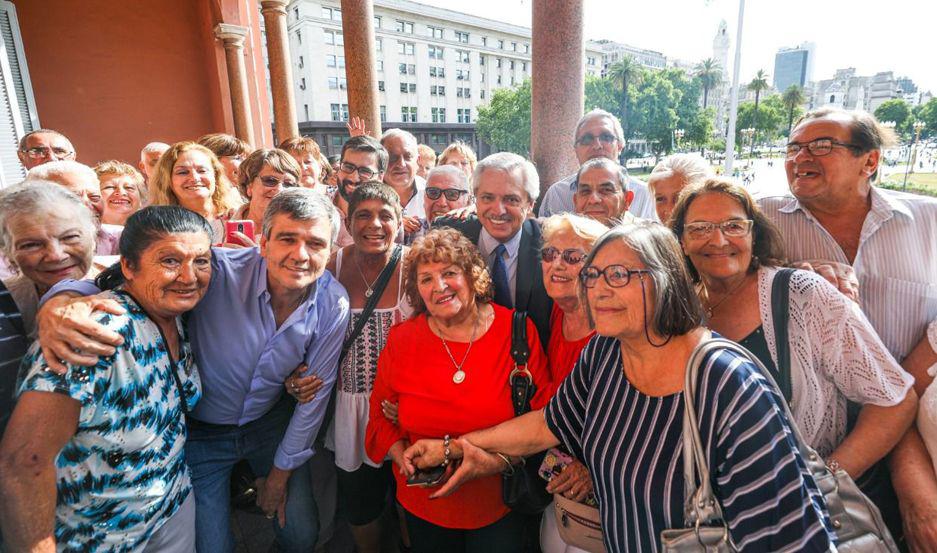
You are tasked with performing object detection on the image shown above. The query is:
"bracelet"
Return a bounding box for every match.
[826,457,842,473]
[442,435,451,467]
[495,453,515,475]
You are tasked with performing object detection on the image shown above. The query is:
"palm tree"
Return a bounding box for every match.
[747,69,770,157]
[606,56,643,154]
[781,84,806,133]
[695,58,722,109]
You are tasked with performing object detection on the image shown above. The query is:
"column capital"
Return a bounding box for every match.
[260,0,288,16]
[214,23,249,48]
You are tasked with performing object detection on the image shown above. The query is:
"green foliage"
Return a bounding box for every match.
[584,75,618,114]
[694,58,722,109]
[606,56,646,141]
[781,85,806,133]
[918,98,937,139]
[874,99,912,134]
[475,79,531,155]
[632,72,680,156]
[735,96,785,143]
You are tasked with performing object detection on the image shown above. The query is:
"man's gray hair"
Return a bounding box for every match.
[574,109,625,144]
[26,159,98,187]
[0,180,96,266]
[648,154,712,191]
[262,188,341,246]
[380,128,418,148]
[426,164,469,190]
[472,152,540,203]
[141,142,170,155]
[577,157,630,192]
[18,128,72,151]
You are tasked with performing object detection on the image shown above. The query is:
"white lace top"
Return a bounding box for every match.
[916,320,937,478]
[326,249,412,471]
[757,266,914,457]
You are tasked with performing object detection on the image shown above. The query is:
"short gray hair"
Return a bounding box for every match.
[472,152,540,203]
[426,164,469,190]
[0,180,97,267]
[574,109,625,145]
[141,141,170,155]
[262,188,341,246]
[380,128,418,148]
[25,159,98,188]
[577,157,630,192]
[648,154,712,192]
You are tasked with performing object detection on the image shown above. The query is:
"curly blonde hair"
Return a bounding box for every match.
[403,228,493,315]
[148,142,238,216]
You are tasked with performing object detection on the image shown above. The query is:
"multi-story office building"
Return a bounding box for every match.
[288,0,604,154]
[773,43,814,93]
[587,39,667,73]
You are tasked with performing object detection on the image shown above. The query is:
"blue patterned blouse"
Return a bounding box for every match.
[18,289,201,552]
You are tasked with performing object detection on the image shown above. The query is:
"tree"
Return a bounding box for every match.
[735,96,784,147]
[917,97,937,139]
[781,85,806,134]
[747,69,771,156]
[584,74,619,115]
[606,56,645,149]
[694,58,722,109]
[475,79,531,155]
[874,99,912,134]
[631,71,680,160]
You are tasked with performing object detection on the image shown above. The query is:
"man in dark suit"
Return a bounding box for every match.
[434,152,552,349]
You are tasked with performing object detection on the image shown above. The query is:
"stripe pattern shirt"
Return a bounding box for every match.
[544,335,834,553]
[19,290,201,552]
[0,279,27,436]
[758,188,937,360]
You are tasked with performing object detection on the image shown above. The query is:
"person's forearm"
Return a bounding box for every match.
[461,409,559,458]
[831,393,918,478]
[891,427,937,499]
[0,461,58,551]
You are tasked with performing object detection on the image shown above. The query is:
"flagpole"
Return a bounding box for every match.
[724,0,745,174]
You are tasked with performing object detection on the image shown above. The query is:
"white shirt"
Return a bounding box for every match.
[537,173,656,220]
[758,187,937,360]
[478,226,522,302]
[401,175,426,220]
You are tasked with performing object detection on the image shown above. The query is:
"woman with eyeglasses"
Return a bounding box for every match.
[668,178,916,484]
[402,220,835,552]
[232,149,302,240]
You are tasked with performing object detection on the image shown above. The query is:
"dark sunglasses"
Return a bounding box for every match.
[540,247,588,264]
[259,175,298,188]
[425,187,469,201]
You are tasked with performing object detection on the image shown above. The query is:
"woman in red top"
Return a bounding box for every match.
[538,214,607,553]
[365,228,550,553]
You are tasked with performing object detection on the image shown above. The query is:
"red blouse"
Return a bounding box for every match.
[365,303,551,529]
[546,303,594,395]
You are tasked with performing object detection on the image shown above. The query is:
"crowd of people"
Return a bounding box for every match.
[0,105,934,553]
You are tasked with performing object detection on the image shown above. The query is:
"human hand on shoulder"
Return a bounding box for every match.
[38,293,125,373]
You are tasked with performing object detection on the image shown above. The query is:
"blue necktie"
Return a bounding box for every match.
[491,243,513,309]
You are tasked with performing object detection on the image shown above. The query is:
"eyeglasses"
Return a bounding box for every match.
[785,138,861,158]
[683,219,753,240]
[579,265,650,288]
[425,187,469,201]
[540,247,588,265]
[258,175,298,188]
[576,132,617,147]
[22,146,73,159]
[340,161,378,179]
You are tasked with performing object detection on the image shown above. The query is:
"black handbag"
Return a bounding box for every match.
[501,310,552,514]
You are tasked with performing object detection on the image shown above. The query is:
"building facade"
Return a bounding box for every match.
[773,43,814,93]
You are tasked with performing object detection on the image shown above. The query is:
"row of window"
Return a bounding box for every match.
[326,104,472,124]
[320,53,523,77]
[323,78,488,100]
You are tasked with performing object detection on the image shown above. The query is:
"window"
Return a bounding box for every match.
[479,55,485,66]
[524,43,530,53]
[395,20,413,34]
[480,72,485,82]
[398,63,415,75]
[326,54,336,67]
[398,41,414,55]
[328,76,339,89]
[331,103,349,121]
[298,55,304,69]
[497,75,502,85]
[458,108,472,123]
[331,135,343,148]
[376,37,383,51]
[376,60,383,71]
[323,30,336,45]
[400,82,416,93]
[428,45,444,60]
[338,55,346,68]
[456,49,470,63]
[511,41,517,51]
[430,133,448,144]
[294,7,300,20]
[431,85,445,96]
[456,69,470,80]
[455,31,469,43]
[303,104,309,120]
[296,30,302,44]
[457,87,471,98]
[522,61,527,72]
[587,56,596,66]
[511,76,515,86]
[509,60,515,70]
[374,15,382,29]
[380,105,386,123]
[481,37,488,46]
[496,58,502,68]
[429,66,445,78]
[378,80,385,91]
[401,106,418,123]
[428,26,443,39]
[498,39,504,49]
[480,90,486,99]
[321,7,341,21]
[322,7,332,18]
[431,107,447,123]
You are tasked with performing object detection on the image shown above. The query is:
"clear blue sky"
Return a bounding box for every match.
[421,0,937,93]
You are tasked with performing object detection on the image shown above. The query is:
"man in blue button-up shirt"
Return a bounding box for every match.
[36,189,350,553]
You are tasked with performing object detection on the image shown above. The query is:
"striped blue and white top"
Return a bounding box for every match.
[0,279,27,436]
[544,335,834,553]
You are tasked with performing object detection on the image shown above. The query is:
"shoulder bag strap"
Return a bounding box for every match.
[337,245,403,366]
[0,284,25,336]
[510,310,534,417]
[770,268,795,403]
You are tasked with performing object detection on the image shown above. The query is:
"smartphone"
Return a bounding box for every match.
[406,466,447,487]
[224,220,255,246]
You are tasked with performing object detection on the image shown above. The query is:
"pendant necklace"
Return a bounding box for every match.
[354,249,390,298]
[702,274,748,319]
[433,311,480,384]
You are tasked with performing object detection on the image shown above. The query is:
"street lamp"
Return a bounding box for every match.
[741,127,755,159]
[673,128,685,151]
[903,120,926,188]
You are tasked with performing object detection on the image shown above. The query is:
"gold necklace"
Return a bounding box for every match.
[702,275,748,319]
[431,309,481,384]
[353,249,391,298]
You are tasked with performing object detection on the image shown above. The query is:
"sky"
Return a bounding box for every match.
[418,0,937,93]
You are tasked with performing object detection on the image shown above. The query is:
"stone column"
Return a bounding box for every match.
[341,0,382,137]
[530,0,584,196]
[214,24,255,146]
[261,0,299,142]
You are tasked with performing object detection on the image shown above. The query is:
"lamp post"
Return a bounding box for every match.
[741,127,755,160]
[879,121,895,184]
[903,120,926,188]
[673,128,685,152]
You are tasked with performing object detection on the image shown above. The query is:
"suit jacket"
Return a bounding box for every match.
[433,216,553,350]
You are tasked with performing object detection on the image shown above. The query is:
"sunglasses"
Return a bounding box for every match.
[540,247,588,265]
[576,132,617,146]
[258,175,298,188]
[425,187,470,201]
